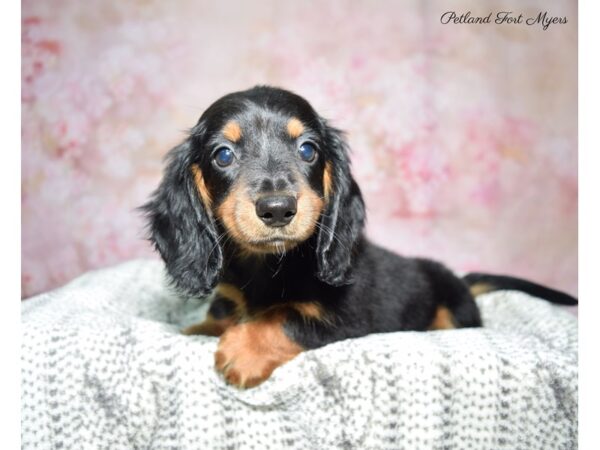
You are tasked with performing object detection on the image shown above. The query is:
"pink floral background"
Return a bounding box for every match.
[22,0,577,298]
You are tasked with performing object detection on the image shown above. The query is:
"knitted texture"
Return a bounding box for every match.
[21,260,578,449]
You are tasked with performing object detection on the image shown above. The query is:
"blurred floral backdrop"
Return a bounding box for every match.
[22,0,577,298]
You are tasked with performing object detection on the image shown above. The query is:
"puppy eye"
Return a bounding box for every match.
[214,147,234,167]
[298,143,317,162]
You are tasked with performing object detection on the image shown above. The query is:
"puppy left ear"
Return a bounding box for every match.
[142,138,223,298]
[316,125,366,286]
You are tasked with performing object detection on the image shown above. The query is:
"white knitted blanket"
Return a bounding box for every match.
[21,260,578,450]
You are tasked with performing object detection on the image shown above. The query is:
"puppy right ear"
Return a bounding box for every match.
[142,139,222,298]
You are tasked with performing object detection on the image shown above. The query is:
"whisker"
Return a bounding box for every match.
[315,222,349,253]
[203,230,229,272]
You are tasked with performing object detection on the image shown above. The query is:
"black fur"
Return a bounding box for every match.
[143,85,577,353]
[142,139,223,297]
[315,125,366,286]
[463,272,577,306]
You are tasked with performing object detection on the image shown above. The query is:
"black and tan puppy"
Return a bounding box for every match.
[143,86,577,388]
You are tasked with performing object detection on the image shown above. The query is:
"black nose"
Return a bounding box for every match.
[255,195,297,227]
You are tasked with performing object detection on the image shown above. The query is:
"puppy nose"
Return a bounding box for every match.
[255,195,297,227]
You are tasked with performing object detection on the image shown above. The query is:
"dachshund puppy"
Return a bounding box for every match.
[143,86,577,388]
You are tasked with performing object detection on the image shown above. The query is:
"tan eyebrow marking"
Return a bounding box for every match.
[287,117,305,139]
[222,120,242,143]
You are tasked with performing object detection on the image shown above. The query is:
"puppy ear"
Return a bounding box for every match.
[316,125,366,286]
[142,139,222,298]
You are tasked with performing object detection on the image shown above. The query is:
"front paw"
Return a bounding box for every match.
[214,318,302,388]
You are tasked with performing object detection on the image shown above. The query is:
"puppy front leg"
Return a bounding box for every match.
[214,308,304,388]
[213,301,346,388]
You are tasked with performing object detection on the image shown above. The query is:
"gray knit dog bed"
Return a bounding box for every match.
[21,260,578,449]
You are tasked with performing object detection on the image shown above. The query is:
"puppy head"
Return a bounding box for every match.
[143,86,365,297]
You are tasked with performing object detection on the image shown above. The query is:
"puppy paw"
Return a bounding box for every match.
[214,318,302,388]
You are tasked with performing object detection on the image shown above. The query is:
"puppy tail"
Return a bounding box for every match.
[463,272,578,306]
